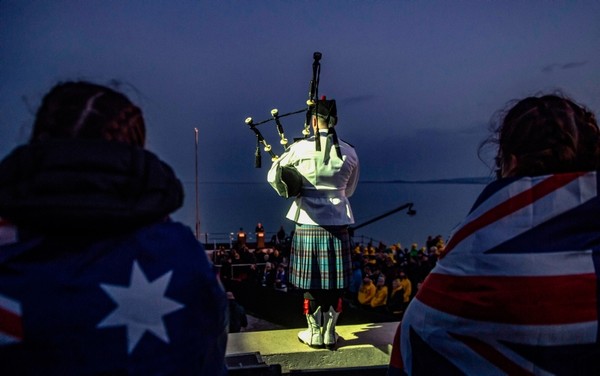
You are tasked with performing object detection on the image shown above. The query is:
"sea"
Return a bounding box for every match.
[172,179,490,249]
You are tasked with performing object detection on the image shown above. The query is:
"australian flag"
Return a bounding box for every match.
[393,171,600,375]
[0,221,228,375]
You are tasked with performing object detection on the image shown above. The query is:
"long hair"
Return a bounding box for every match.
[480,93,600,178]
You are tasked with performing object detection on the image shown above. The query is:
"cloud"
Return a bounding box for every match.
[542,61,588,73]
[339,94,378,106]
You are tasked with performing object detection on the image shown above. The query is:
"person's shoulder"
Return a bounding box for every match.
[289,137,314,147]
[339,138,355,148]
[129,221,205,256]
[281,137,315,155]
[292,136,314,143]
[135,220,195,238]
[339,139,358,159]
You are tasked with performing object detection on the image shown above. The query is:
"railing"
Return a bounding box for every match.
[214,262,269,280]
[198,231,389,251]
[198,232,281,250]
[352,233,390,247]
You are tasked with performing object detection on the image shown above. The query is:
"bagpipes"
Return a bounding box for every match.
[245,51,323,168]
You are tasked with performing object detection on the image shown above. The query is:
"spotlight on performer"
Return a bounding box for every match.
[245,117,253,126]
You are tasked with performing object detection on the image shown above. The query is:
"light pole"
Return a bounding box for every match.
[194,128,200,241]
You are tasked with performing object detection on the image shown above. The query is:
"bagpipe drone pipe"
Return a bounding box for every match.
[244,51,323,169]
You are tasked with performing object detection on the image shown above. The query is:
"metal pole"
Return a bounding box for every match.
[350,203,415,232]
[194,128,200,240]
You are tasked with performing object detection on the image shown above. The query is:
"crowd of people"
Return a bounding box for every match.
[212,239,290,292]
[212,230,446,318]
[350,235,444,315]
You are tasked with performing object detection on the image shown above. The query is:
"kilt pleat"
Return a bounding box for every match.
[289,224,352,290]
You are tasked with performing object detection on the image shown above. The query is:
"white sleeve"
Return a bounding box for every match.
[345,153,360,198]
[267,148,295,197]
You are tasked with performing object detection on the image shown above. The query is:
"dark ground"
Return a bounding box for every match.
[229,280,402,331]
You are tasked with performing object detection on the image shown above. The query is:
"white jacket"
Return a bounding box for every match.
[267,130,359,226]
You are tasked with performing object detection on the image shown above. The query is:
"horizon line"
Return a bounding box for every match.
[181,176,494,185]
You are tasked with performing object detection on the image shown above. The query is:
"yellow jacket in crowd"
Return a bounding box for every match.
[357,278,376,305]
[399,275,412,303]
[370,285,388,308]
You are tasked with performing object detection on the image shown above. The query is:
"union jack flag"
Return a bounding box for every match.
[0,294,22,345]
[392,171,600,375]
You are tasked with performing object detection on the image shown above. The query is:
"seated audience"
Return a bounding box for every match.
[261,262,276,287]
[275,263,287,290]
[347,258,364,304]
[370,275,388,311]
[387,278,405,314]
[397,271,412,307]
[357,277,376,306]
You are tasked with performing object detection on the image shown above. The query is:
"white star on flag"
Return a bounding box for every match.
[97,260,184,353]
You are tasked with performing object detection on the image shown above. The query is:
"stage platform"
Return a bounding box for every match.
[226,321,398,374]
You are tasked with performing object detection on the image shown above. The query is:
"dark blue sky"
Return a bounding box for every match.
[2,1,599,246]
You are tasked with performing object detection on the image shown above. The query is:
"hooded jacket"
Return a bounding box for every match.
[0,140,228,375]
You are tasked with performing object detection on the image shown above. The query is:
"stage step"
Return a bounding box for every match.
[226,321,398,375]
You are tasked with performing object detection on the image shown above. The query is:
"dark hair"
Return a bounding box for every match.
[481,93,600,178]
[30,81,146,146]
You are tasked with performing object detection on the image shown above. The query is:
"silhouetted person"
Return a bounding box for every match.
[268,97,359,348]
[0,81,228,375]
[390,93,600,375]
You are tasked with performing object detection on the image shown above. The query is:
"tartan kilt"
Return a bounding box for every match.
[289,224,352,290]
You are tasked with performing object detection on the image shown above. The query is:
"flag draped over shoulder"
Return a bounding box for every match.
[0,222,228,376]
[398,171,600,375]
